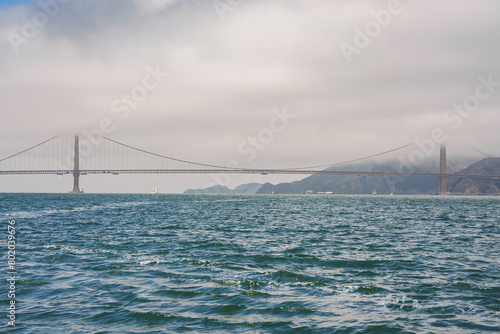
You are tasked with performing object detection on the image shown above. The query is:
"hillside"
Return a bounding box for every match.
[183,159,500,196]
[257,163,440,195]
[449,158,500,195]
[184,182,263,194]
[256,158,500,195]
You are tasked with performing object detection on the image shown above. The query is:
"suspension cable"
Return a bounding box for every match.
[0,135,59,163]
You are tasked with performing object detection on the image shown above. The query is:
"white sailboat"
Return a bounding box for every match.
[150,183,159,194]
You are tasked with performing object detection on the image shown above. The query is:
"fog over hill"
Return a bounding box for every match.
[256,158,500,195]
[449,158,500,195]
[183,157,500,195]
[184,182,263,194]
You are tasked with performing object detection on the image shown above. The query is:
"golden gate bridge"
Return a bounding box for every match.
[0,134,499,194]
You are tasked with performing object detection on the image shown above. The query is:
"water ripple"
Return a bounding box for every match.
[1,194,499,333]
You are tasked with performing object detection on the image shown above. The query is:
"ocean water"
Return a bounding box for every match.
[1,194,499,333]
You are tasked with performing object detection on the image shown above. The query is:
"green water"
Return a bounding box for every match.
[1,194,499,333]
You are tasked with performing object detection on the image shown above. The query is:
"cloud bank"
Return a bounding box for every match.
[1,0,499,192]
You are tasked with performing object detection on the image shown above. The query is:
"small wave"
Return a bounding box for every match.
[184,258,223,267]
[325,259,379,269]
[2,201,151,220]
[212,304,247,314]
[109,264,126,269]
[18,280,49,285]
[214,278,263,290]
[269,270,322,284]
[260,304,316,316]
[53,245,119,255]
[154,289,204,298]
[356,285,384,295]
[379,293,421,311]
[139,259,161,265]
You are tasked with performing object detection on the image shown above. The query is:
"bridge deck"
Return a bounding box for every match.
[1,169,499,180]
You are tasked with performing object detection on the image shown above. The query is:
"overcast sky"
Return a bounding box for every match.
[1,0,499,193]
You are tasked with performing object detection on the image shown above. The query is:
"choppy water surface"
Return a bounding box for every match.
[1,194,499,333]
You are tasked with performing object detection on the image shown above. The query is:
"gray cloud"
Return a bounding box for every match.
[1,0,499,192]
